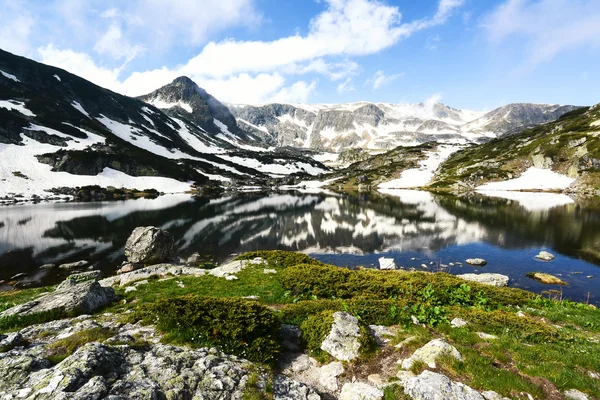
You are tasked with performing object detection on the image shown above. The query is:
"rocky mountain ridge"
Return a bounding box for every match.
[229,101,582,152]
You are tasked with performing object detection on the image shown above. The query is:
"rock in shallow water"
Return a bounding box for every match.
[378,257,397,270]
[466,258,487,266]
[535,251,555,261]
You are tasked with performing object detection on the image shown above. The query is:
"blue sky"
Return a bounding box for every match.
[1,0,599,110]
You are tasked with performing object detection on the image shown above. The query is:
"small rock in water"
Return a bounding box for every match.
[449,263,455,266]
[466,258,487,266]
[378,257,397,270]
[39,263,56,269]
[58,260,89,270]
[528,272,567,285]
[410,257,416,260]
[587,275,594,279]
[10,273,27,280]
[535,251,555,261]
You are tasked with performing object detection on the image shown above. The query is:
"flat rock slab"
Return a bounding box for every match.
[58,260,89,270]
[400,370,485,400]
[0,281,116,318]
[100,264,206,287]
[458,273,509,287]
[340,382,383,400]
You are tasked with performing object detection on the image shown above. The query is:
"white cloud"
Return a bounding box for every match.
[337,77,355,93]
[0,2,35,57]
[368,70,403,89]
[94,23,145,62]
[482,0,600,66]
[100,8,119,19]
[37,44,123,91]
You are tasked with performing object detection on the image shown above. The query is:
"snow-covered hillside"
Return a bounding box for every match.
[0,50,327,200]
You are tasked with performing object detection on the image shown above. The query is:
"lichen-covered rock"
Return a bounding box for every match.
[56,270,102,291]
[319,361,344,391]
[273,374,321,400]
[400,370,485,400]
[368,325,396,346]
[124,226,174,264]
[401,339,462,369]
[0,281,116,318]
[321,311,362,361]
[458,273,509,287]
[340,382,383,400]
[100,264,206,287]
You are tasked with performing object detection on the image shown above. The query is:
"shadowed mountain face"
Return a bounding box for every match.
[137,77,267,145]
[0,49,327,198]
[1,191,599,303]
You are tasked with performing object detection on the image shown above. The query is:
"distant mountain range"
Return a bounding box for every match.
[0,48,588,199]
[228,101,581,152]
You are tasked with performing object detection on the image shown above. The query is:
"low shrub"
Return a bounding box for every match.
[139,295,281,363]
[279,264,533,308]
[449,307,562,343]
[0,309,70,333]
[234,251,324,269]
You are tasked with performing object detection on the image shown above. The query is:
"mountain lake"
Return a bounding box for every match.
[0,190,599,305]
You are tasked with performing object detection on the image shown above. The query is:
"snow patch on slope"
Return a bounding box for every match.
[476,167,575,191]
[53,74,61,82]
[1,70,19,82]
[147,96,193,113]
[0,100,35,117]
[378,145,461,189]
[71,101,90,118]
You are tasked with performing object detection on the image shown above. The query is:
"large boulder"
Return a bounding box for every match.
[401,339,462,369]
[0,281,116,318]
[400,370,485,400]
[321,311,362,361]
[124,226,174,264]
[457,273,509,287]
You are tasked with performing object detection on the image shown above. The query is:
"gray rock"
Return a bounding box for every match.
[56,270,102,291]
[280,324,303,352]
[481,391,510,400]
[321,312,362,361]
[39,263,56,269]
[400,370,485,400]
[535,251,555,261]
[58,260,89,270]
[124,226,174,264]
[465,258,487,266]
[340,382,383,400]
[401,339,462,369]
[0,281,116,318]
[368,325,396,346]
[273,374,321,400]
[476,332,499,340]
[451,318,469,328]
[457,273,509,287]
[378,257,397,270]
[319,361,344,391]
[564,389,590,400]
[0,332,23,349]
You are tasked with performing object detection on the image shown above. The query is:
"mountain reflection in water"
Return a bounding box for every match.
[1,190,599,304]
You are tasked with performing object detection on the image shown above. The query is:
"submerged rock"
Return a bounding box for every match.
[466,258,487,266]
[0,281,116,318]
[401,338,462,369]
[458,273,509,287]
[321,311,362,361]
[535,251,555,261]
[124,226,174,264]
[527,272,567,285]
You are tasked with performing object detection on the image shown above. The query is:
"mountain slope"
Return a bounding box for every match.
[229,101,582,153]
[0,49,327,200]
[430,104,600,194]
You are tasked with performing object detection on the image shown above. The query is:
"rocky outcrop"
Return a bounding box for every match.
[0,281,116,318]
[100,263,206,287]
[458,273,509,287]
[124,226,175,264]
[401,339,462,369]
[321,312,362,362]
[400,370,485,400]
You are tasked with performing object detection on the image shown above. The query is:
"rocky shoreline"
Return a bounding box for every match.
[1,227,599,399]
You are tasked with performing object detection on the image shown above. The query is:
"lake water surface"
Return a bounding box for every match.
[1,190,599,304]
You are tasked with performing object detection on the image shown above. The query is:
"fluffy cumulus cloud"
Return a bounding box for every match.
[482,0,600,67]
[1,0,465,103]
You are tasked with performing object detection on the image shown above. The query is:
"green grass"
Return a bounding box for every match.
[0,286,56,312]
[44,327,114,364]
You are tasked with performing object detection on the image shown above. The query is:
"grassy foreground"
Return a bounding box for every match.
[1,250,599,398]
